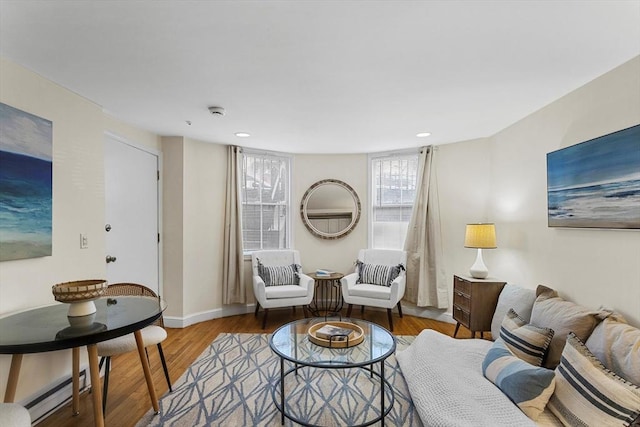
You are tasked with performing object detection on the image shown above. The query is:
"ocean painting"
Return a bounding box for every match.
[547,124,640,229]
[0,103,53,260]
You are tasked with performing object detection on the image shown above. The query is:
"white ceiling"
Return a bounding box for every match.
[1,1,639,154]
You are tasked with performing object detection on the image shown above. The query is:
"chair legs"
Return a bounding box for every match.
[100,356,111,413]
[157,343,172,392]
[345,302,401,331]
[99,344,172,415]
[254,302,260,317]
[257,305,312,328]
[346,304,353,317]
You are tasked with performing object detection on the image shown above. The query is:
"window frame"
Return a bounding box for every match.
[367,148,420,249]
[240,148,293,255]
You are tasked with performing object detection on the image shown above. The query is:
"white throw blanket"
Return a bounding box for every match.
[396,329,537,427]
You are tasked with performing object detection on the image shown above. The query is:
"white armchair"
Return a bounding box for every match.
[251,250,314,329]
[341,249,407,331]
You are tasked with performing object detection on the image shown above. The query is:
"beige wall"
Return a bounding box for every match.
[161,136,185,318]
[487,56,640,325]
[161,137,228,322]
[0,58,161,402]
[291,154,368,275]
[182,138,226,315]
[1,53,638,404]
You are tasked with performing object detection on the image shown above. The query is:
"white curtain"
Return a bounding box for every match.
[223,146,245,304]
[403,146,448,308]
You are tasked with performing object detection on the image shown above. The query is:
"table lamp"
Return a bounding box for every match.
[464,223,496,279]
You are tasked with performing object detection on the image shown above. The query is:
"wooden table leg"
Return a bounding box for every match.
[87,344,104,427]
[135,330,159,414]
[72,347,80,415]
[3,354,22,403]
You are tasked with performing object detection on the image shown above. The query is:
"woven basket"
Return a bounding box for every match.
[52,279,108,303]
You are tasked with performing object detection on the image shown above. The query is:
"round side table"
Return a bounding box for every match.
[307,272,344,317]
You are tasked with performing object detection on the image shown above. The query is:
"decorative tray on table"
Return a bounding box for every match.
[307,321,364,348]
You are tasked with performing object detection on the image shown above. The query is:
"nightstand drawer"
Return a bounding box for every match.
[453,305,470,326]
[453,275,471,295]
[453,291,471,311]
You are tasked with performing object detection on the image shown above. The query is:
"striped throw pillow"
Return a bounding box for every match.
[257,259,300,286]
[500,308,554,366]
[355,260,404,287]
[482,339,556,420]
[548,333,640,427]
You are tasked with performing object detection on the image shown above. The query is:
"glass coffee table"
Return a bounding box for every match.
[269,318,396,427]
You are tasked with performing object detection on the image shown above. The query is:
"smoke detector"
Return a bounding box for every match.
[208,106,225,116]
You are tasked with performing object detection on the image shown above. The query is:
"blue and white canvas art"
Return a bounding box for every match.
[547,124,640,229]
[0,103,53,260]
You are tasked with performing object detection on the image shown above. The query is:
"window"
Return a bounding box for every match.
[241,150,291,251]
[370,152,419,249]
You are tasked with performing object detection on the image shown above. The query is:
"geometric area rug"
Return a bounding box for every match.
[136,333,423,426]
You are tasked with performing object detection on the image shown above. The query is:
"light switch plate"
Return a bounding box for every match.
[80,233,88,249]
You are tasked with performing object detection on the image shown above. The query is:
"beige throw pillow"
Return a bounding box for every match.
[548,333,640,427]
[529,291,605,369]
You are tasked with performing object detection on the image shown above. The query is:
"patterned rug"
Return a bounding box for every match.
[136,333,422,426]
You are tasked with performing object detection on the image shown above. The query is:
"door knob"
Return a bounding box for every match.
[106,255,117,263]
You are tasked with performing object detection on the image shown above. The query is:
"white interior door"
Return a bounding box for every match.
[105,134,160,294]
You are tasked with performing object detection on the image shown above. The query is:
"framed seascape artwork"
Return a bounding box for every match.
[0,103,53,261]
[547,124,640,229]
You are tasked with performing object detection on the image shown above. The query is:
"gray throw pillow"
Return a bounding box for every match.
[257,259,300,286]
[355,260,404,287]
[585,315,640,385]
[490,284,537,340]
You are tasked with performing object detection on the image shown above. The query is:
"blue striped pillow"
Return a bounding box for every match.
[257,259,300,286]
[500,308,554,366]
[482,339,556,420]
[548,333,640,427]
[356,260,404,287]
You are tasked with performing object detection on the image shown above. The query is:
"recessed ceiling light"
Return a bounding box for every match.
[235,132,251,138]
[416,132,431,138]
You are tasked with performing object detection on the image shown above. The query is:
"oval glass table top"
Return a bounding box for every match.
[269,318,395,368]
[0,296,166,354]
[300,179,361,239]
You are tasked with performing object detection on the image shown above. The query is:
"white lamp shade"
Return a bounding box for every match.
[464,223,497,249]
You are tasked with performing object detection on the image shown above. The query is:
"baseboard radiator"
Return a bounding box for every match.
[24,369,88,425]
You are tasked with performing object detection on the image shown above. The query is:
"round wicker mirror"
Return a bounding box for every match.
[300,179,361,239]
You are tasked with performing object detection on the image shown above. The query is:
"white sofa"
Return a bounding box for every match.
[397,284,640,427]
[0,403,30,427]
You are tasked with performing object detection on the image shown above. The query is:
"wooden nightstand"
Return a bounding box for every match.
[452,274,506,339]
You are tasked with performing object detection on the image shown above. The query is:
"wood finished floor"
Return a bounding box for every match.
[37,308,479,427]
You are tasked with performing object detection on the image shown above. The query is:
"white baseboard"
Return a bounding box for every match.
[164,303,256,328]
[164,302,454,328]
